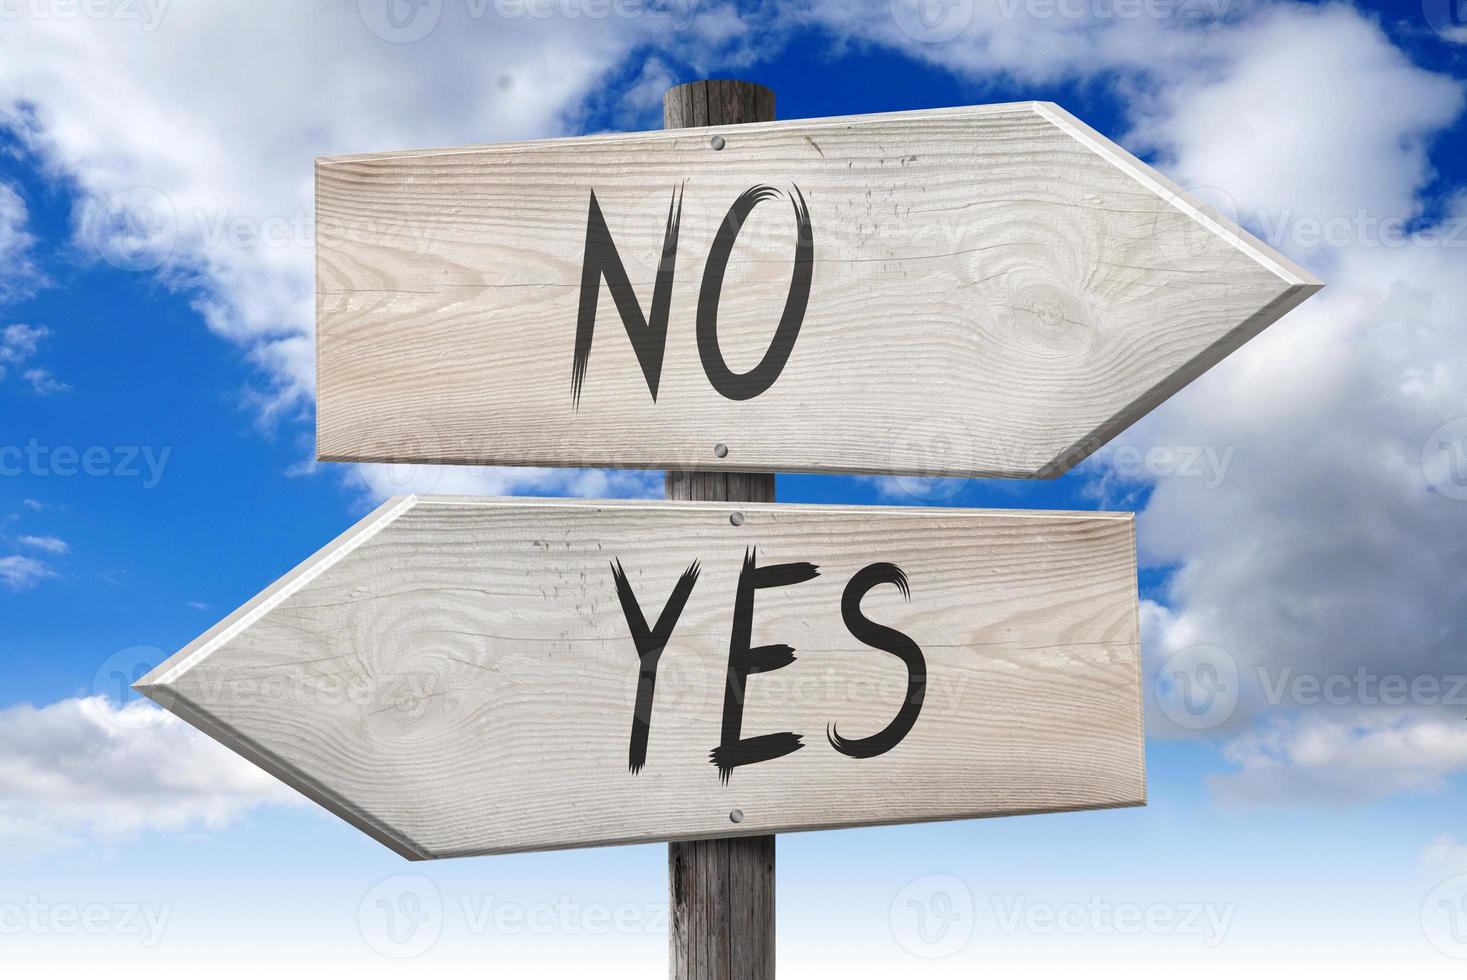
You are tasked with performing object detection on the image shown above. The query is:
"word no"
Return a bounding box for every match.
[572,183,814,407]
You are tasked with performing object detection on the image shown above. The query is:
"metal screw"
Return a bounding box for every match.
[729,808,744,824]
[714,443,728,458]
[730,512,744,527]
[710,135,726,151]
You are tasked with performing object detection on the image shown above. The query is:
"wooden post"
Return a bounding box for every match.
[664,79,777,980]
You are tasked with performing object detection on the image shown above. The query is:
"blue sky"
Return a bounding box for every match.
[2,0,1467,974]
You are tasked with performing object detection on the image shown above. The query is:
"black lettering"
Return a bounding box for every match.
[611,557,701,774]
[827,563,925,759]
[572,185,685,409]
[696,184,813,401]
[710,547,819,783]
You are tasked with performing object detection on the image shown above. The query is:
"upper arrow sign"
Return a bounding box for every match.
[316,101,1319,478]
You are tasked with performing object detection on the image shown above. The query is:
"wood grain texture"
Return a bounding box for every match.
[316,101,1320,478]
[136,496,1144,860]
[670,835,774,980]
[665,470,775,504]
[664,79,774,130]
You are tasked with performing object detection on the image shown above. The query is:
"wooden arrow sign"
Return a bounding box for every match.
[317,101,1318,478]
[136,496,1143,859]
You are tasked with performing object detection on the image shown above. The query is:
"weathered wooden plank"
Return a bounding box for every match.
[316,101,1319,478]
[136,496,1144,860]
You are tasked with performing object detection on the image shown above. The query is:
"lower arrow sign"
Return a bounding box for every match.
[137,496,1143,859]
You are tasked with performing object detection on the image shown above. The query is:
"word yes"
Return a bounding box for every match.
[611,548,926,782]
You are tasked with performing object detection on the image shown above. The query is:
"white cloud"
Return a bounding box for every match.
[0,553,55,589]
[18,534,68,554]
[0,696,300,858]
[22,366,69,394]
[1211,713,1467,805]
[1124,3,1463,262]
[0,181,43,303]
[1134,222,1467,705]
[0,322,66,394]
[0,322,47,378]
[622,56,679,119]
[807,0,1219,84]
[1424,835,1467,877]
[347,461,661,505]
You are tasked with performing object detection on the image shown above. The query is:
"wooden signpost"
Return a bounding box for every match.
[140,80,1318,978]
[661,84,780,977]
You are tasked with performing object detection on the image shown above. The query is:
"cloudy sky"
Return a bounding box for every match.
[1,0,1466,974]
